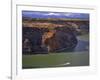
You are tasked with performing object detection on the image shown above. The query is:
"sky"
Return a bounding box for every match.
[22,11,89,20]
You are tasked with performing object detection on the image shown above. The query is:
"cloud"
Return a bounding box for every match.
[44,13,61,16]
[64,13,73,16]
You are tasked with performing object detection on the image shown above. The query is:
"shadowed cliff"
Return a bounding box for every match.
[22,26,78,54]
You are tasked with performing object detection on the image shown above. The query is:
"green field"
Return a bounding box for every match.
[22,34,89,69]
[22,52,89,69]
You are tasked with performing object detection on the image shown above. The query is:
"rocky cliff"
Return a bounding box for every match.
[22,26,78,54]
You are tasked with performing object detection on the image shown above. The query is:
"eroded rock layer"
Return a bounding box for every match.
[22,26,78,54]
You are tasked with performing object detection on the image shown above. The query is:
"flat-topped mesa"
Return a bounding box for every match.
[22,21,89,33]
[22,18,89,28]
[22,22,66,29]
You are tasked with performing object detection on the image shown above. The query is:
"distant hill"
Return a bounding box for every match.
[22,11,89,20]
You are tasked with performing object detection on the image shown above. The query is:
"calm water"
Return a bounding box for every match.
[74,34,89,52]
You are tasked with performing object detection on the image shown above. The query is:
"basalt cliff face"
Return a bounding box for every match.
[22,25,78,54]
